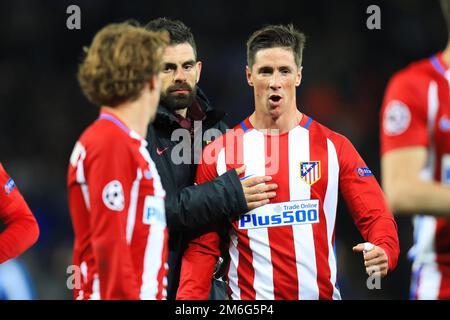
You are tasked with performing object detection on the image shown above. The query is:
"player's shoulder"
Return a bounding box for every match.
[308,118,352,150]
[202,121,248,153]
[77,118,134,155]
[387,55,437,90]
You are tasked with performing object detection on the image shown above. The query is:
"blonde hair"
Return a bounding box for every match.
[78,21,169,107]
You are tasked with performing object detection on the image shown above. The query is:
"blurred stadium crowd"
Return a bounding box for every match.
[0,0,446,299]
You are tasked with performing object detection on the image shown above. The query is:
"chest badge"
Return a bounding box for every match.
[299,161,321,186]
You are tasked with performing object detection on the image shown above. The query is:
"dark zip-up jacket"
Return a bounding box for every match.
[146,87,247,299]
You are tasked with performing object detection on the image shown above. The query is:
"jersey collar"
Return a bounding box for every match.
[240,113,312,132]
[430,52,450,76]
[98,108,145,143]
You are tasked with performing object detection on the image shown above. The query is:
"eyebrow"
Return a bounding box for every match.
[182,60,196,66]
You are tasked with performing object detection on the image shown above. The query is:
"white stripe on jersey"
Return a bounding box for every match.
[126,169,142,244]
[140,142,166,300]
[288,126,319,300]
[411,82,439,274]
[414,262,442,300]
[243,130,274,299]
[419,81,438,182]
[217,148,226,176]
[91,274,100,300]
[411,216,437,266]
[140,223,165,299]
[324,139,341,300]
[75,146,90,210]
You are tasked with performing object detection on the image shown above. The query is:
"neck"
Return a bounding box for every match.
[174,107,188,118]
[249,107,303,134]
[442,42,450,67]
[103,100,149,138]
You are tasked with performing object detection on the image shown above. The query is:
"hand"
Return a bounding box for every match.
[235,165,277,210]
[352,242,389,278]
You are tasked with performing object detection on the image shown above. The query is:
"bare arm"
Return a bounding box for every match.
[382,146,450,216]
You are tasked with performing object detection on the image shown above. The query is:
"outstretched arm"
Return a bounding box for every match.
[166,166,277,231]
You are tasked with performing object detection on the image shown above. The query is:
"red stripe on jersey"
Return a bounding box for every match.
[309,130,333,300]
[436,219,450,299]
[266,134,299,300]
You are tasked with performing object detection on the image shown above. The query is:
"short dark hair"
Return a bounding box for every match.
[440,0,450,36]
[246,24,306,68]
[146,17,197,58]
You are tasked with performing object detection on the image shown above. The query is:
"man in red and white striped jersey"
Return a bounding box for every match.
[177,24,399,300]
[0,163,39,264]
[67,22,169,299]
[380,0,450,300]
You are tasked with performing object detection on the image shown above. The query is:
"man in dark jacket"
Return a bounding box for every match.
[145,18,277,299]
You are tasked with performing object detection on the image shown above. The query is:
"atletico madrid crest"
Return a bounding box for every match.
[299,161,321,186]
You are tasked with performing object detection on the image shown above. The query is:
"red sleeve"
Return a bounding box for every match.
[338,137,400,272]
[176,230,221,300]
[380,69,429,155]
[86,142,140,299]
[176,144,222,299]
[0,163,39,264]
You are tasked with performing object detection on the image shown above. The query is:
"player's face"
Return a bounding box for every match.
[246,47,301,119]
[160,43,202,111]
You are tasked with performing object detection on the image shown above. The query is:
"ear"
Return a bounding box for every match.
[195,61,202,84]
[246,65,253,87]
[295,66,302,87]
[148,74,159,92]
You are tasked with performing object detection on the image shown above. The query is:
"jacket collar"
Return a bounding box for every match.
[153,86,225,128]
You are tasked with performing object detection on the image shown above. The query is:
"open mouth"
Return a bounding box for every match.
[268,94,283,106]
[269,95,282,102]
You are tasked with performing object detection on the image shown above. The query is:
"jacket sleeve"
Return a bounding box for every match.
[0,163,39,264]
[165,168,247,231]
[338,137,400,272]
[86,143,140,299]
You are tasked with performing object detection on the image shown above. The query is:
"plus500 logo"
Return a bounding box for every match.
[239,200,320,229]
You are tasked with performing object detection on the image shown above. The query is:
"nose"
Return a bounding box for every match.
[174,67,187,83]
[269,72,282,90]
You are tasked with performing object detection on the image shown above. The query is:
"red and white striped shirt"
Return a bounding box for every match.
[67,109,168,300]
[178,114,399,300]
[381,52,450,299]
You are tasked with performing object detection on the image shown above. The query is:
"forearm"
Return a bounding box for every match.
[384,178,450,216]
[0,205,39,263]
[166,169,247,230]
[362,215,399,271]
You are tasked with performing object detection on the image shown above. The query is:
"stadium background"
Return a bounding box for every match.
[0,0,445,299]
